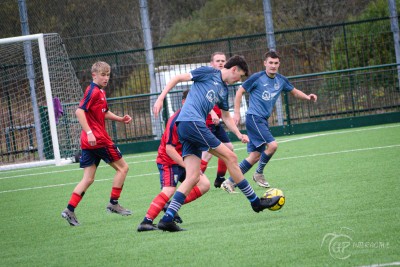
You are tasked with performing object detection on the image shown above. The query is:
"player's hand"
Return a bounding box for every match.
[153,99,163,118]
[87,132,96,146]
[238,134,249,143]
[233,111,241,125]
[121,115,132,124]
[309,94,317,102]
[211,113,220,125]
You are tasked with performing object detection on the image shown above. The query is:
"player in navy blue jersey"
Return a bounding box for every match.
[137,90,210,232]
[153,55,282,232]
[200,52,235,189]
[223,50,317,191]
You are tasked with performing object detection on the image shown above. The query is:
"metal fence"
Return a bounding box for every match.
[1,17,400,165]
[68,17,400,144]
[102,64,400,144]
[69,17,397,97]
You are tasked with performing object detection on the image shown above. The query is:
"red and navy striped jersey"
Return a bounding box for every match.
[206,105,222,126]
[156,109,182,166]
[78,82,113,149]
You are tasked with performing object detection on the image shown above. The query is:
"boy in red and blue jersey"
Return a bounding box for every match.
[137,90,210,232]
[61,61,133,226]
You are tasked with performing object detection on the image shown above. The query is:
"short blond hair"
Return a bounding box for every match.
[91,61,111,74]
[210,52,226,62]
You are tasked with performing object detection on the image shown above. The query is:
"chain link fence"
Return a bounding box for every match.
[1,1,399,165]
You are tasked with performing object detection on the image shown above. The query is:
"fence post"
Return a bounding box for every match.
[283,92,292,135]
[388,0,400,90]
[263,0,284,126]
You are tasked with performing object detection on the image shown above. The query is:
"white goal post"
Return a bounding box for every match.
[0,33,82,170]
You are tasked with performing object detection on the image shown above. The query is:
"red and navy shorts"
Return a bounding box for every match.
[80,145,122,168]
[157,163,186,189]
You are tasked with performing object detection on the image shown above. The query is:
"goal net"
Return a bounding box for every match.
[0,33,82,170]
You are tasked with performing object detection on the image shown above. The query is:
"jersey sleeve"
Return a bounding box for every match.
[242,72,262,93]
[190,66,216,82]
[166,122,179,147]
[79,85,96,112]
[281,75,295,92]
[165,111,181,147]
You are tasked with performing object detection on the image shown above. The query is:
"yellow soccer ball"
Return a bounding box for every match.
[262,188,285,211]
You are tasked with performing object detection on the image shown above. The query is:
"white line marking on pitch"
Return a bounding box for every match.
[1,124,398,179]
[356,261,400,267]
[0,172,158,194]
[0,144,398,194]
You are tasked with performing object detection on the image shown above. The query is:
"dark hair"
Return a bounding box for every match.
[224,55,250,76]
[182,89,189,100]
[263,50,280,60]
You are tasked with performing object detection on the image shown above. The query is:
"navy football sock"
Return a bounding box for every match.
[239,159,253,174]
[236,179,258,203]
[161,191,186,223]
[256,152,271,174]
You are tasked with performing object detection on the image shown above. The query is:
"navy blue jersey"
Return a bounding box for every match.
[242,71,294,119]
[177,66,229,122]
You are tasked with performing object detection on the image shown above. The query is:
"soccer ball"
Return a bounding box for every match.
[262,188,285,211]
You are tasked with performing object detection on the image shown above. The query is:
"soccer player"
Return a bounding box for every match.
[200,52,235,189]
[222,50,318,192]
[137,90,210,232]
[153,55,281,232]
[61,61,133,226]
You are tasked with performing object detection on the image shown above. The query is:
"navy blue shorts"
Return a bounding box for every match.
[80,145,122,168]
[157,163,186,189]
[245,114,275,153]
[177,121,222,158]
[207,124,230,143]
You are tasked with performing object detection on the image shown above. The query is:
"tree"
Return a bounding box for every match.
[160,0,373,45]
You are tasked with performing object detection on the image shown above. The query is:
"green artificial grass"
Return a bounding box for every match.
[0,124,399,267]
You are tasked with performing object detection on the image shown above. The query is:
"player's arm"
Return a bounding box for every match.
[209,109,220,125]
[75,108,96,146]
[153,73,192,118]
[166,144,185,168]
[290,88,317,102]
[105,111,132,124]
[233,86,246,125]
[221,110,249,143]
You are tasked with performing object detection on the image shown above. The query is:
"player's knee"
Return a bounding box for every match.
[119,163,129,175]
[225,142,234,151]
[269,142,278,153]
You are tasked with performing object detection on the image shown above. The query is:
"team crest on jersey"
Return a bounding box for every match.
[262,90,271,100]
[206,90,216,103]
[274,82,279,90]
